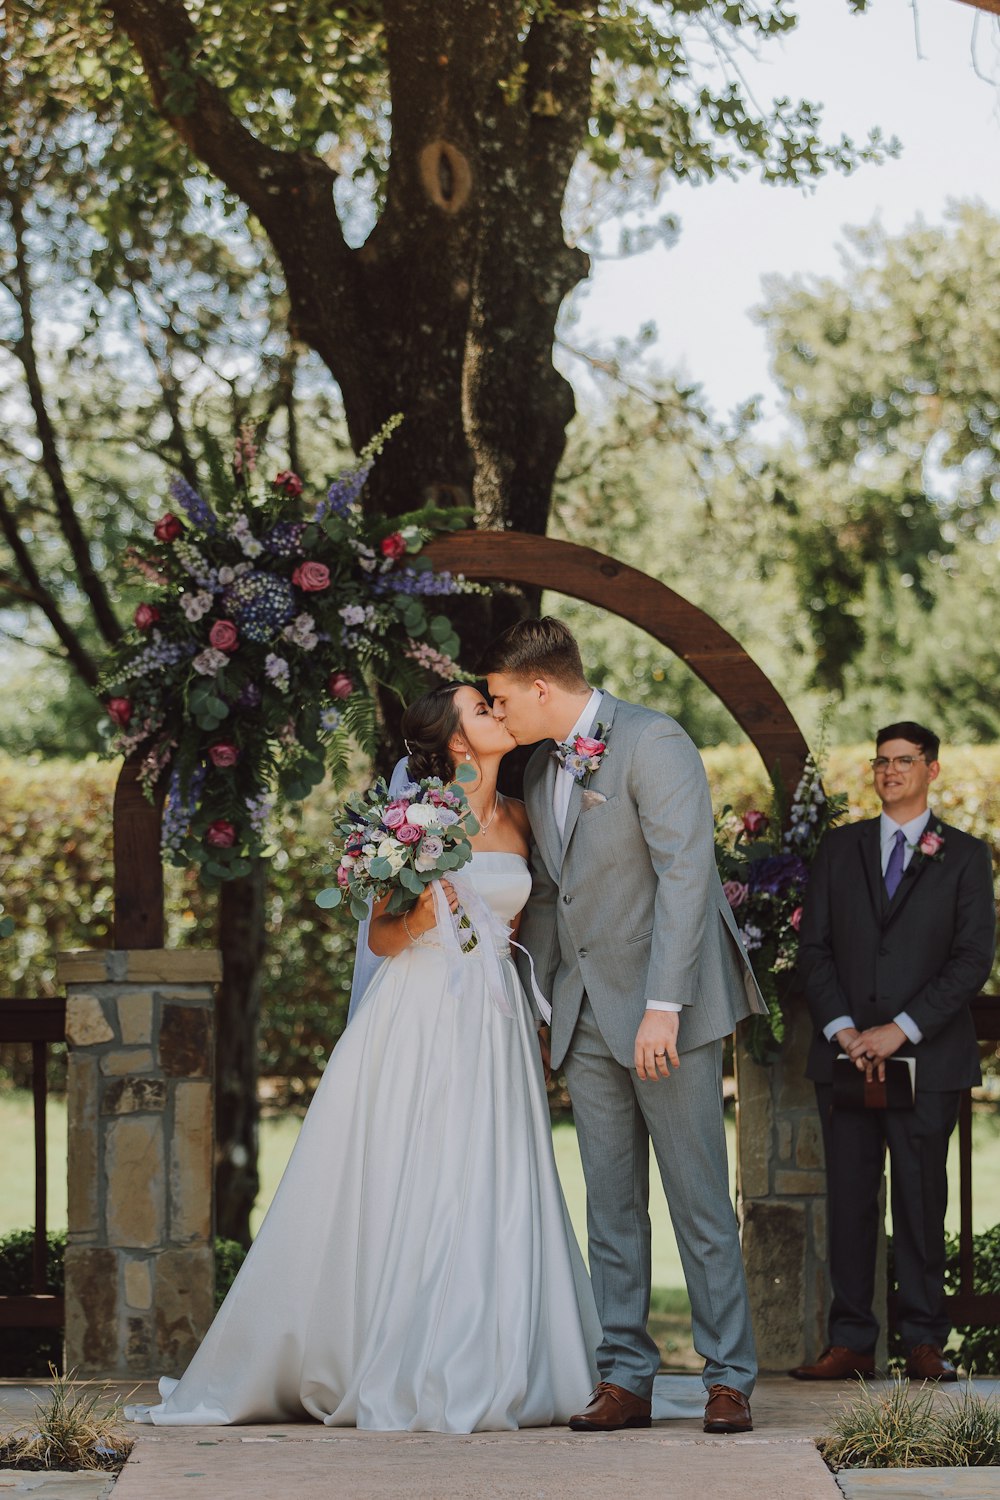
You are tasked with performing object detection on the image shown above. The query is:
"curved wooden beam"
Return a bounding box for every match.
[424,530,809,790]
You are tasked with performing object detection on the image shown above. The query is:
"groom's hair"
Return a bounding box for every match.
[479,616,588,689]
[875,720,940,761]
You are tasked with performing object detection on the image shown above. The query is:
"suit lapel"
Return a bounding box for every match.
[526,745,562,882]
[857,820,882,922]
[882,813,941,930]
[560,692,618,865]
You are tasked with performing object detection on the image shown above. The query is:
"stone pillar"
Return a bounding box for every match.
[736,999,830,1371]
[56,949,222,1379]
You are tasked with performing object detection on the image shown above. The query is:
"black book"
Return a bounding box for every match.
[832,1053,916,1111]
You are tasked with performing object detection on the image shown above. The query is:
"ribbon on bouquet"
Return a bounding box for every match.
[426,876,553,1025]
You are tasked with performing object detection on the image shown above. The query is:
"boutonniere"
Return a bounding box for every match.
[552,721,608,786]
[913,823,945,863]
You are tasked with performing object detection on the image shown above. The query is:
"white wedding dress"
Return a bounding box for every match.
[126,852,599,1432]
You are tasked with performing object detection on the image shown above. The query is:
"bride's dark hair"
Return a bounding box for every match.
[400,684,465,783]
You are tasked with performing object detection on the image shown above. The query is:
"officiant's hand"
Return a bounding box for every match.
[853,1021,906,1083]
[634,1010,680,1081]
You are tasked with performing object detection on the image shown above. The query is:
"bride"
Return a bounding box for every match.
[126,682,599,1432]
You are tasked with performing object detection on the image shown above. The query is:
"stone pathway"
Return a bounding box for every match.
[2,1376,997,1499]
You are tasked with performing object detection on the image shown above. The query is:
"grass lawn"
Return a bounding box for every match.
[4,1090,999,1368]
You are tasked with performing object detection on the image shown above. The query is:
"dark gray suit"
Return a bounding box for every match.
[798,814,996,1351]
[517,692,767,1399]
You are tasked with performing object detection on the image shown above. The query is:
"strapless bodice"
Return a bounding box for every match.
[411,852,531,947]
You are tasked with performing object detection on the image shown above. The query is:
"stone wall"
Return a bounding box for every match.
[56,949,221,1379]
[736,1000,829,1371]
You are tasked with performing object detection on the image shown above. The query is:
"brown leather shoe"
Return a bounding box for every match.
[568,1382,652,1431]
[906,1344,958,1382]
[703,1384,753,1433]
[789,1345,876,1381]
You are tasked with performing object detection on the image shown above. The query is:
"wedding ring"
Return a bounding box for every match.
[654,1050,666,1058]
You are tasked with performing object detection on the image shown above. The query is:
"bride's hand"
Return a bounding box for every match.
[407,879,460,937]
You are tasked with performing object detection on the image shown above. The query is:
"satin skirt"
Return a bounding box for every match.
[126,933,599,1432]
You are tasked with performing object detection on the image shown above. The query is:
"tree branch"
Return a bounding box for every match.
[0,482,100,687]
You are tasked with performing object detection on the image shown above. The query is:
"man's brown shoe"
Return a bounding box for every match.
[789,1346,876,1381]
[906,1344,958,1382]
[568,1382,652,1431]
[703,1384,753,1433]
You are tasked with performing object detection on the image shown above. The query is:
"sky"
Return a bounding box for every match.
[568,0,1000,430]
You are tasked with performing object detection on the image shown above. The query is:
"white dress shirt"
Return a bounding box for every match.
[551,689,680,1016]
[822,808,931,1046]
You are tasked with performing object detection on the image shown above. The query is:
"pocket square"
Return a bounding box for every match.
[581,789,607,810]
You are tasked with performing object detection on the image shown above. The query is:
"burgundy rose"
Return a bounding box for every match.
[208,742,239,768]
[328,671,353,700]
[107,697,132,727]
[134,603,160,632]
[396,823,422,844]
[292,561,330,592]
[153,512,183,542]
[274,470,304,496]
[723,880,749,910]
[742,809,769,837]
[380,531,406,561]
[206,820,236,848]
[209,619,239,653]
[790,906,803,932]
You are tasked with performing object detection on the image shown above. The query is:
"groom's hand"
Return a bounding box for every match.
[634,1010,680,1081]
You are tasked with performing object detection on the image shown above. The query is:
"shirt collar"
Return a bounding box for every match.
[562,687,603,749]
[880,808,932,847]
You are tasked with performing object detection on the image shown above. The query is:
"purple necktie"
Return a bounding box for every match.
[884,827,907,899]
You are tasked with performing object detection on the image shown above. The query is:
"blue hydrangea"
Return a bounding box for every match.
[264,521,306,559]
[222,572,296,643]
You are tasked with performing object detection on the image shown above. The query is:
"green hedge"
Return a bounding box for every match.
[2,746,997,1093]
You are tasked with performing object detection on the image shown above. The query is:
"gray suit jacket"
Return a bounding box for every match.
[517,692,767,1070]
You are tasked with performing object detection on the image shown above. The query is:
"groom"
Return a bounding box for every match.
[482,617,766,1435]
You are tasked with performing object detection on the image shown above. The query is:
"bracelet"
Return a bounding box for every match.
[402,912,416,944]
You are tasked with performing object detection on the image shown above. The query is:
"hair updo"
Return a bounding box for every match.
[400,684,465,783]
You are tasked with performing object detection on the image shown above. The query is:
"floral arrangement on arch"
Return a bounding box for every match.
[714,752,848,1063]
[100,419,481,884]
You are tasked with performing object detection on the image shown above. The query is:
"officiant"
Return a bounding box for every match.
[790,722,996,1383]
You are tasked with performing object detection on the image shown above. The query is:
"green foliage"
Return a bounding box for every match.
[820,1375,1000,1470]
[214,1236,248,1312]
[944,1221,1000,1377]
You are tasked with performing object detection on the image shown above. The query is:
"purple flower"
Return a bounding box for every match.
[168,476,217,533]
[747,854,809,896]
[236,682,262,710]
[314,460,373,521]
[373,568,458,597]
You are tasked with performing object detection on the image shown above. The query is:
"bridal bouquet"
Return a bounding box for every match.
[316,766,479,926]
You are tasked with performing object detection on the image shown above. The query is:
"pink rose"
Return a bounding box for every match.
[328,671,353,700]
[743,809,769,836]
[134,603,160,631]
[107,697,132,727]
[380,531,406,561]
[292,561,330,592]
[919,831,944,857]
[723,880,749,910]
[209,619,239,653]
[575,735,606,758]
[336,864,351,888]
[208,742,239,768]
[206,820,236,848]
[382,803,408,829]
[153,512,183,542]
[274,470,304,496]
[790,906,803,932]
[396,823,422,844]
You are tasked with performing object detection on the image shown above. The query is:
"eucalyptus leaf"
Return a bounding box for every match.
[315,886,343,909]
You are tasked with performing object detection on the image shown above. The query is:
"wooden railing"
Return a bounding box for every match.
[0,996,66,1330]
[946,994,1000,1326]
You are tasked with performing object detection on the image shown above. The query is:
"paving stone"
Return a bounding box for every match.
[0,1474,115,1499]
[836,1471,1000,1499]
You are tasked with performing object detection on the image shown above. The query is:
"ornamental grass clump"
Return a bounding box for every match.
[0,1367,134,1472]
[819,1375,1000,1470]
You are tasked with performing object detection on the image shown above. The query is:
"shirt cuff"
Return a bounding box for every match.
[823,1015,855,1043]
[893,1011,923,1045]
[645,1000,683,1013]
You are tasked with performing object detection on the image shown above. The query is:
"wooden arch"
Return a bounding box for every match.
[113,530,808,947]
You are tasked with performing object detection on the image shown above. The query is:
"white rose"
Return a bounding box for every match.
[404,803,441,830]
[377,839,406,874]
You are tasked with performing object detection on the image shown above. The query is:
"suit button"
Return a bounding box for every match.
[562,894,573,904]
[579,948,588,958]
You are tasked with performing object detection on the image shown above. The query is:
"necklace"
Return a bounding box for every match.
[470,790,500,833]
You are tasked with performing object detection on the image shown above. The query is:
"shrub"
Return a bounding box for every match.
[943,1222,1000,1376]
[0,1228,66,1377]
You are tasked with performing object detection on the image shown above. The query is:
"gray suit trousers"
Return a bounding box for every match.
[563,996,757,1400]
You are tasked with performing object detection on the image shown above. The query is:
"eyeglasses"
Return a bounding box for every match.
[869,755,926,772]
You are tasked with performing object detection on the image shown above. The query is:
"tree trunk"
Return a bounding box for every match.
[214,861,268,1246]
